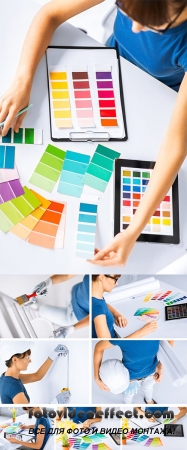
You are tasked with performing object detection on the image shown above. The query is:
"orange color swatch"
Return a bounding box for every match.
[28,200,66,249]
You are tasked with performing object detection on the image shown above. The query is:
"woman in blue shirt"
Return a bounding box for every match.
[92,274,157,338]
[30,275,89,337]
[6,407,52,450]
[0,0,187,267]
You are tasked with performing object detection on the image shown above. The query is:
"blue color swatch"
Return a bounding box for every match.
[58,150,90,197]
[76,201,98,259]
[0,145,15,169]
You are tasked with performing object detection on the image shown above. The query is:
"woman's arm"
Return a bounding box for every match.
[91,74,187,266]
[125,321,158,338]
[94,315,112,338]
[94,340,113,389]
[0,0,104,135]
[50,274,75,284]
[12,392,30,404]
[108,304,127,327]
[7,424,45,449]
[20,358,53,383]
[74,315,89,329]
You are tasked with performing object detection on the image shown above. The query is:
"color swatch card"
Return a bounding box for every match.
[131,434,149,443]
[144,438,163,446]
[164,294,187,306]
[0,145,15,168]
[83,144,120,192]
[114,159,179,244]
[29,144,66,192]
[0,166,19,183]
[58,150,90,197]
[27,200,66,249]
[0,180,24,204]
[46,47,127,140]
[10,191,51,240]
[134,308,160,322]
[0,128,42,144]
[92,445,111,450]
[0,186,41,233]
[76,196,98,259]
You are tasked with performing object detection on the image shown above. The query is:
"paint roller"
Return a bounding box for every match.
[14,291,39,306]
[104,277,160,303]
[159,341,187,387]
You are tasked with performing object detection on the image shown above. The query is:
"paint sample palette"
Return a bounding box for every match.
[29,144,66,192]
[83,144,120,192]
[164,294,187,306]
[46,47,127,140]
[58,150,90,197]
[92,444,111,450]
[0,166,19,183]
[0,186,41,233]
[0,180,24,203]
[27,200,66,249]
[69,438,82,448]
[0,145,15,168]
[165,303,187,320]
[10,191,51,240]
[82,435,107,444]
[134,308,160,322]
[114,159,179,244]
[76,198,98,259]
[144,437,163,446]
[131,434,149,443]
[0,128,42,144]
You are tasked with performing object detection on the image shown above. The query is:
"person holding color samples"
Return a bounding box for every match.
[30,274,89,337]
[94,340,174,403]
[0,341,64,404]
[135,405,187,423]
[92,274,158,338]
[1,0,186,266]
[6,406,52,450]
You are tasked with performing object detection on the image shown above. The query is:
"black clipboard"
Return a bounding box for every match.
[114,159,180,244]
[46,46,128,142]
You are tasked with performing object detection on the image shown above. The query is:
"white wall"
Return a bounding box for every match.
[92,340,187,404]
[117,275,187,291]
[0,340,90,404]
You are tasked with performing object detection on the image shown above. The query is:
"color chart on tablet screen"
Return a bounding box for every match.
[120,167,173,236]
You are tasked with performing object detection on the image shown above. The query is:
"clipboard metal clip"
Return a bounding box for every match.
[69,131,110,142]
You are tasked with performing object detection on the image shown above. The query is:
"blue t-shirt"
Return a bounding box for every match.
[109,340,159,379]
[68,407,96,424]
[92,297,116,338]
[72,275,89,320]
[0,373,30,404]
[145,407,168,414]
[106,10,187,91]
[34,416,52,450]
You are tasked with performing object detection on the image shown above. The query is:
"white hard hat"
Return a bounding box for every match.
[99,359,129,394]
[0,341,34,361]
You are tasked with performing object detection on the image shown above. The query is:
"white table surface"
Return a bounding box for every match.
[0,0,187,274]
[109,280,187,338]
[126,409,187,449]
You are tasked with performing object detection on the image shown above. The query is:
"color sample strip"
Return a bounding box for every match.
[58,150,90,197]
[0,180,24,204]
[143,292,152,302]
[121,167,173,235]
[165,295,187,306]
[0,145,15,169]
[0,186,41,233]
[151,292,162,301]
[28,200,66,249]
[76,202,98,259]
[10,191,51,240]
[50,72,72,128]
[156,290,172,301]
[0,167,19,184]
[83,144,120,192]
[72,70,95,127]
[144,437,163,446]
[0,128,43,144]
[131,434,149,443]
[96,69,118,127]
[29,144,66,192]
[79,444,90,450]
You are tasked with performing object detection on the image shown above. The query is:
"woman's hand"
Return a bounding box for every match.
[140,321,158,335]
[95,377,110,391]
[89,230,137,267]
[6,437,21,443]
[20,424,28,429]
[114,315,128,327]
[0,77,32,136]
[153,361,163,383]
[82,419,94,428]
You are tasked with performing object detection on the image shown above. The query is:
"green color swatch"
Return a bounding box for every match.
[13,128,23,144]
[29,144,66,193]
[142,171,150,178]
[83,144,120,192]
[0,186,41,233]
[25,128,34,144]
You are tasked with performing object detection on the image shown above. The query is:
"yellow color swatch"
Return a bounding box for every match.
[52,91,69,99]
[50,72,67,80]
[51,81,68,89]
[53,100,70,109]
[152,218,160,225]
[123,216,131,223]
[54,110,71,119]
[143,293,152,302]
[123,170,131,176]
[55,119,72,128]
[162,219,171,226]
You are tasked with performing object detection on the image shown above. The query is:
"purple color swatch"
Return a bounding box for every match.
[96,72,112,79]
[0,179,24,203]
[97,81,113,89]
